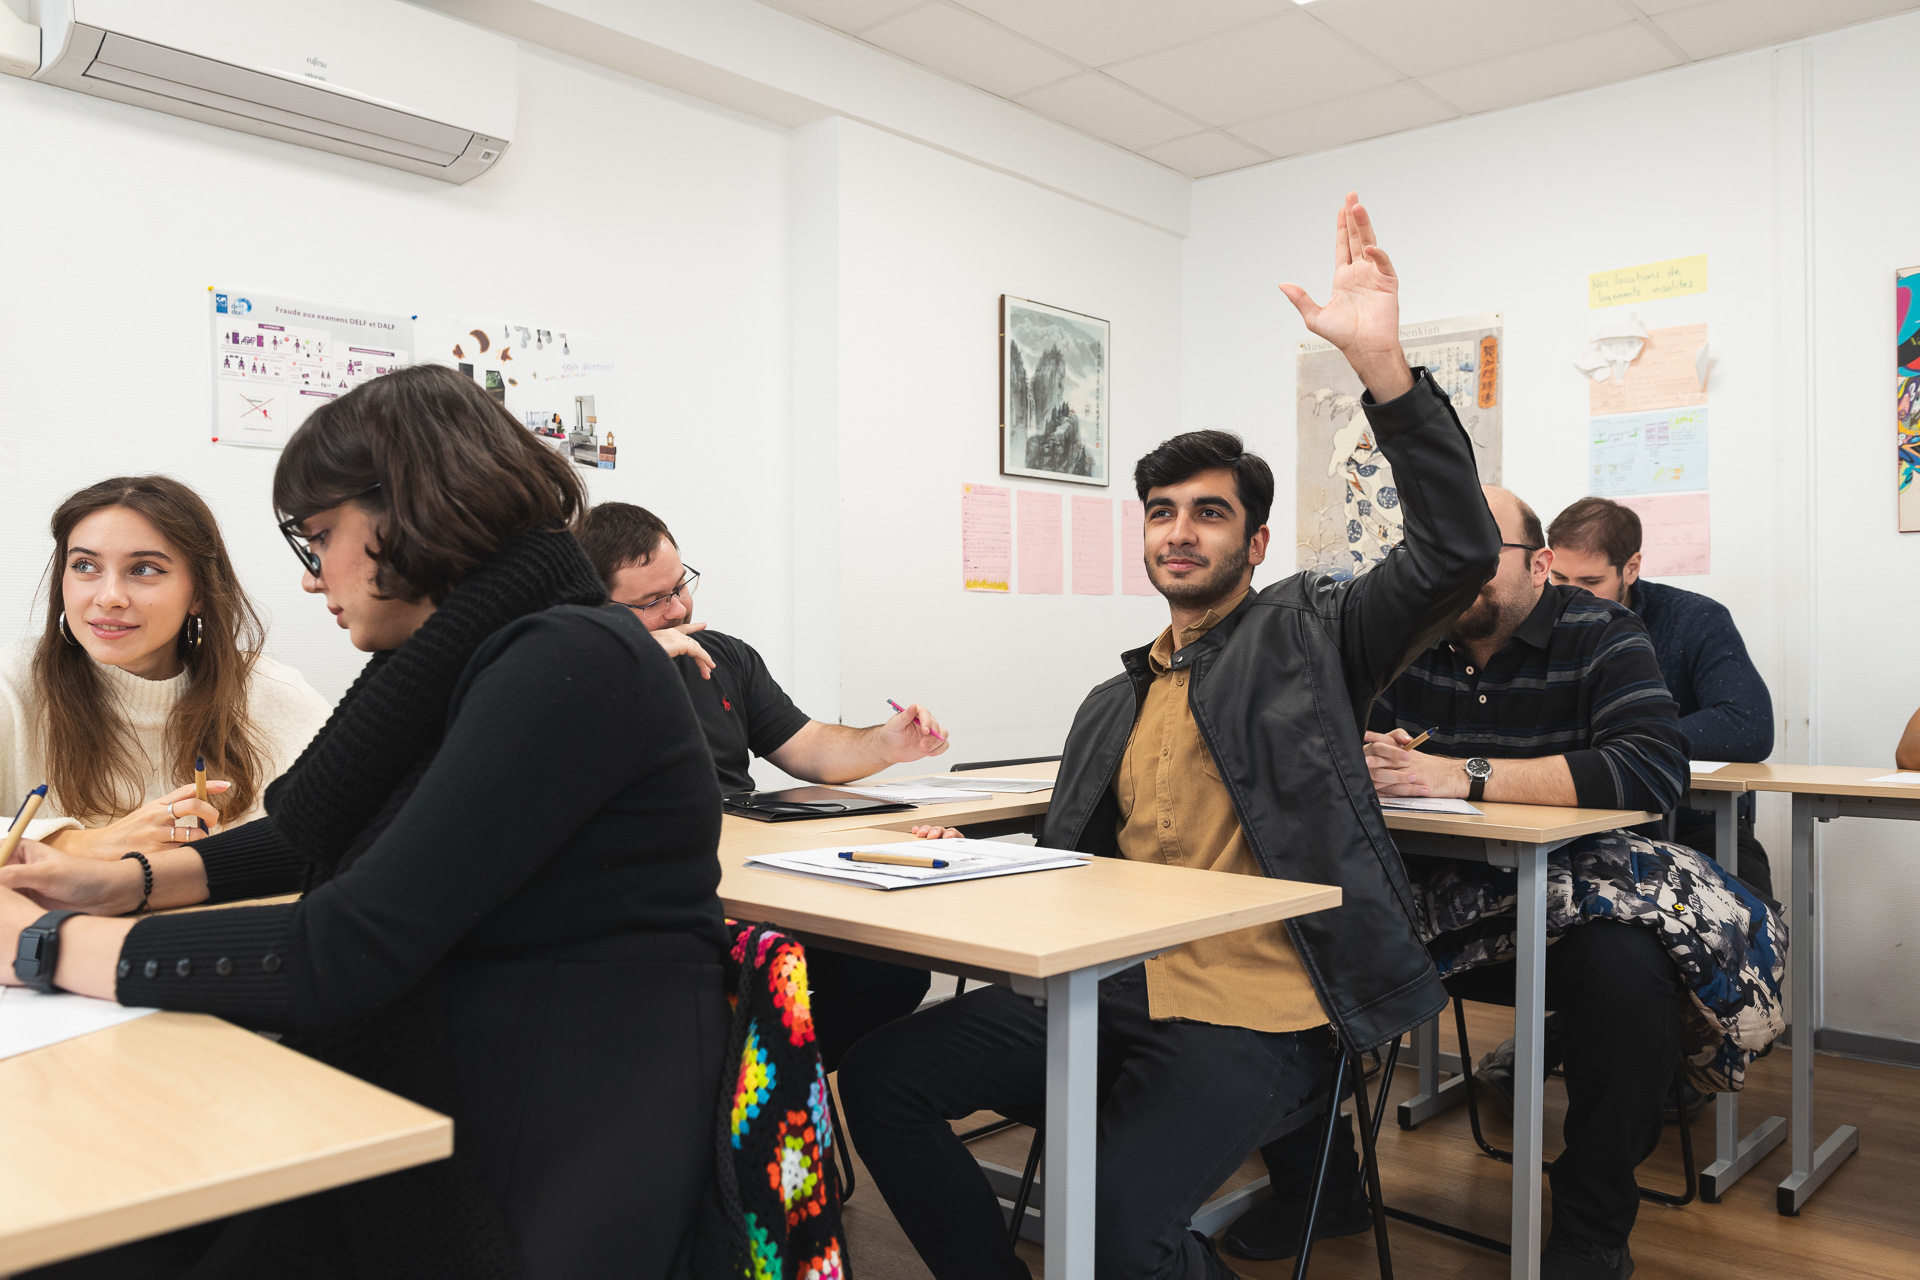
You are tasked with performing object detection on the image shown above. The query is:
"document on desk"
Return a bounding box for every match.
[917,776,1055,794]
[746,839,1090,890]
[0,987,157,1062]
[1379,797,1484,815]
[832,785,994,804]
[1860,772,1920,785]
[1690,761,1731,773]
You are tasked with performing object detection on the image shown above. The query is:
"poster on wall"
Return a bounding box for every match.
[1001,296,1109,487]
[1296,313,1502,577]
[1898,266,1920,532]
[209,289,410,449]
[416,317,622,471]
[1588,407,1709,497]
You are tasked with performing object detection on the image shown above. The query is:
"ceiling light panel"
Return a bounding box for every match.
[1310,0,1629,79]
[1107,11,1400,125]
[1016,73,1201,150]
[950,0,1288,69]
[862,6,1080,97]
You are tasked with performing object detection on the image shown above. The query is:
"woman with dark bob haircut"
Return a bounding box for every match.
[0,364,730,1279]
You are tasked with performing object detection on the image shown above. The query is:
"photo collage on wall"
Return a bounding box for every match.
[417,318,620,471]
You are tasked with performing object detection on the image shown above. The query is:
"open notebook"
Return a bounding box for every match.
[744,838,1089,891]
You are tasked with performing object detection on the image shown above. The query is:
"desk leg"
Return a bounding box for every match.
[1397,1016,1468,1129]
[1508,840,1546,1280]
[1045,967,1099,1278]
[1699,788,1785,1201]
[1777,794,1858,1215]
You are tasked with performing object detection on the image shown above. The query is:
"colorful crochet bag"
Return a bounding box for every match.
[708,921,849,1280]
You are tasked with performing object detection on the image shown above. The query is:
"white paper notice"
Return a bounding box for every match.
[1860,772,1920,785]
[210,289,410,450]
[0,987,157,1062]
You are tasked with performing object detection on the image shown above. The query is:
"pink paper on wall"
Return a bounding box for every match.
[1017,490,1064,594]
[1071,496,1114,595]
[1119,500,1156,597]
[1614,492,1710,576]
[960,482,1011,592]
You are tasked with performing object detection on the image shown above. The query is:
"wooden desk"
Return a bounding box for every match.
[1694,763,1917,1214]
[0,1012,449,1275]
[718,765,1339,1280]
[1380,801,1653,1280]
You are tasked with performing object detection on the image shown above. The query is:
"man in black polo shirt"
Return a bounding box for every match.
[1370,485,1687,1280]
[579,502,949,1069]
[1234,487,1690,1280]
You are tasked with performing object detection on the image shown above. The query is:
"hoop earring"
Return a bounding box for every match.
[183,614,205,654]
[57,611,79,647]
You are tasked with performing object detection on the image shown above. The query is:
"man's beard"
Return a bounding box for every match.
[1150,542,1249,610]
[1448,585,1528,646]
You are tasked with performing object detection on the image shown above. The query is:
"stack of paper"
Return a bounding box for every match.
[923,776,1056,794]
[1860,772,1920,785]
[0,987,157,1062]
[1379,796,1484,815]
[832,784,993,804]
[745,838,1089,890]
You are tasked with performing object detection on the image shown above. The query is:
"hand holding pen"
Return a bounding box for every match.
[885,699,950,760]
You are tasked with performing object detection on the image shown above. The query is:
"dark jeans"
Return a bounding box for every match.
[807,947,931,1073]
[1260,921,1685,1251]
[1672,816,1774,901]
[839,965,1338,1280]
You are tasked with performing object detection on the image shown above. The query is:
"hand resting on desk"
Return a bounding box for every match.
[910,825,964,840]
[42,780,231,859]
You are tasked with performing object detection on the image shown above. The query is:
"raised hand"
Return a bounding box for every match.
[1280,192,1413,401]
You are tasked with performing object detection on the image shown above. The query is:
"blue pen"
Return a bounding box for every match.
[840,850,949,869]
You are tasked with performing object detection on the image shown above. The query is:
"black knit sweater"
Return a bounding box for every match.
[111,529,729,1278]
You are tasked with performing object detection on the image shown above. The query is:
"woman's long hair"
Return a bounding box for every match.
[31,477,267,823]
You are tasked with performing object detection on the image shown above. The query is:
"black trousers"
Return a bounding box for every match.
[807,947,931,1072]
[839,965,1337,1280]
[1260,920,1685,1250]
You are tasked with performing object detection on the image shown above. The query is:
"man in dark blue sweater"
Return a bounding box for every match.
[1546,497,1776,897]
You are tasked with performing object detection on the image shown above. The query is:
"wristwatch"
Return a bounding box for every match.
[1464,757,1492,803]
[13,909,82,994]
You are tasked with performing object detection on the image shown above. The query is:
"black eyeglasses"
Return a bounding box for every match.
[614,566,700,616]
[1499,543,1543,555]
[279,484,381,576]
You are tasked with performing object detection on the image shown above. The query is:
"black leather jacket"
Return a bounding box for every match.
[1039,369,1501,1050]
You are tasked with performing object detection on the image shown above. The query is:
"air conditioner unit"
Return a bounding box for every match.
[7,0,515,183]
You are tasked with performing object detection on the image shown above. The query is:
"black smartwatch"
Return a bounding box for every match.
[13,909,83,994]
[1464,757,1492,803]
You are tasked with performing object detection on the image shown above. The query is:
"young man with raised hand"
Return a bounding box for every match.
[837,193,1501,1280]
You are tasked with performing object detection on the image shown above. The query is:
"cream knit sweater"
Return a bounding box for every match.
[0,644,334,841]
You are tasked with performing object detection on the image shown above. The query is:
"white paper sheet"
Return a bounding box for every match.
[745,838,1089,891]
[1690,761,1731,773]
[1859,772,1920,785]
[1378,797,1485,815]
[921,777,1056,794]
[832,785,993,804]
[0,987,157,1061]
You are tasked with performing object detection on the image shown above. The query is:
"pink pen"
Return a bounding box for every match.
[888,699,947,741]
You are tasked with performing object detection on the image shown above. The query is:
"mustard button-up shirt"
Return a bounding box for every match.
[1114,590,1328,1033]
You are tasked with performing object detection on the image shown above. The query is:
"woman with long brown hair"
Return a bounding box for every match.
[0,365,728,1279]
[0,476,331,853]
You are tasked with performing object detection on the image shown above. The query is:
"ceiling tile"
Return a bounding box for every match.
[949,0,1287,68]
[1227,82,1457,159]
[1139,130,1271,178]
[1419,22,1680,115]
[861,6,1081,98]
[1015,74,1201,151]
[1308,0,1630,79]
[1651,0,1920,60]
[769,0,926,34]
[1106,12,1401,126]
[1630,0,1712,13]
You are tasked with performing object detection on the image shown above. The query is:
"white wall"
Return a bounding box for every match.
[1182,17,1920,1049]
[0,43,793,702]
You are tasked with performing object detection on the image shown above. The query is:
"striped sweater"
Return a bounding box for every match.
[1369,584,1689,814]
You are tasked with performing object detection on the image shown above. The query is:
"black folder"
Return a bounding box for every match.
[722,786,915,823]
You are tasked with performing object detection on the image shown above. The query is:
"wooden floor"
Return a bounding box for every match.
[836,1001,1920,1279]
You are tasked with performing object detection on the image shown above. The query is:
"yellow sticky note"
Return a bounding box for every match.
[1588,255,1708,309]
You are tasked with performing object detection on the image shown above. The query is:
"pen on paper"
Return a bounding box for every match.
[0,784,48,866]
[887,699,947,741]
[840,850,949,869]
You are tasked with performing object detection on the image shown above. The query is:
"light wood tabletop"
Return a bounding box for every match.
[0,1012,450,1275]
[1709,762,1920,798]
[719,759,1059,845]
[1379,801,1656,844]
[1688,766,1754,793]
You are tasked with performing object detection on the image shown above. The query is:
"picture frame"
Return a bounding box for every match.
[1001,295,1109,487]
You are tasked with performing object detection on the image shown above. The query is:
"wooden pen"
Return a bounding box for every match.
[839,850,950,869]
[0,784,47,867]
[1405,729,1432,751]
[194,755,212,833]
